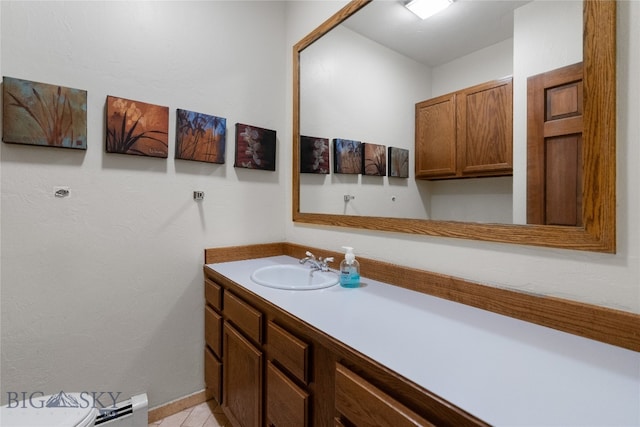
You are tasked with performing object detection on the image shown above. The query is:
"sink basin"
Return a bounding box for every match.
[250,265,338,290]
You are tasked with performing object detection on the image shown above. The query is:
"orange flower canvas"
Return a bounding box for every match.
[106,96,168,158]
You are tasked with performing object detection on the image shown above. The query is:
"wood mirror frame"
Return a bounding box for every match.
[292,0,616,253]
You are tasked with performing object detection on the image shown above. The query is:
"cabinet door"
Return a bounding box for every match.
[335,363,435,427]
[223,323,262,427]
[457,77,513,177]
[415,93,457,179]
[266,361,309,427]
[204,347,222,403]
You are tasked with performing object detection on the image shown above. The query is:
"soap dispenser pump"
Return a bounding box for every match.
[339,246,361,288]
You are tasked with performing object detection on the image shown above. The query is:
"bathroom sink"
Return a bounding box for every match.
[250,265,338,290]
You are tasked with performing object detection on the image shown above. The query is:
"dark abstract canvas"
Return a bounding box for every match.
[234,123,276,171]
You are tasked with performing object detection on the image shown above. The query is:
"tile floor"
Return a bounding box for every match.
[148,400,230,427]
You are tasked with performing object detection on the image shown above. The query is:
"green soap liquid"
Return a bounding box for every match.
[340,270,360,288]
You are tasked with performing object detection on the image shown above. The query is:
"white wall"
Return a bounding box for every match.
[299,25,431,219]
[1,1,287,408]
[512,0,583,223]
[431,38,513,96]
[286,1,640,316]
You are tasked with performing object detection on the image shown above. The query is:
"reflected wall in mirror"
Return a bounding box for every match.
[293,0,615,252]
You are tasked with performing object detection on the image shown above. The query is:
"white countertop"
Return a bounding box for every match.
[207,256,640,426]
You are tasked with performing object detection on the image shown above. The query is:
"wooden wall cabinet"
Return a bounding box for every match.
[204,267,488,427]
[415,77,513,180]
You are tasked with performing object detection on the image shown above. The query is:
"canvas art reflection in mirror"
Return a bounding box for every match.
[300,135,330,174]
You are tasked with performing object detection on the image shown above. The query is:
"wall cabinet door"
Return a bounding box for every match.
[415,93,457,179]
[457,78,513,177]
[223,323,263,427]
[416,94,457,178]
[415,77,513,180]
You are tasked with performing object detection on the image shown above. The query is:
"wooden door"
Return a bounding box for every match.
[527,62,583,225]
[415,94,457,178]
[223,323,262,427]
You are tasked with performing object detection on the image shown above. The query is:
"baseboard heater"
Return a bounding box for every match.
[94,393,148,427]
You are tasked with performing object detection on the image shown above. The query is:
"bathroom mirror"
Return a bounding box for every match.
[292,0,616,252]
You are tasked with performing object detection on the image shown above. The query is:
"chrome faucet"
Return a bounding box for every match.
[299,251,334,272]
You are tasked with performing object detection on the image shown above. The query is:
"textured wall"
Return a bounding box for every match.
[1,1,287,408]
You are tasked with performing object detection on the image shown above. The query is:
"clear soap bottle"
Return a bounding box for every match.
[339,246,360,288]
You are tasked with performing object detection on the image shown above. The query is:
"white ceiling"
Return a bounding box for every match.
[342,0,532,67]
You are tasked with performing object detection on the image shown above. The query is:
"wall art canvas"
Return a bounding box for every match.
[234,123,276,171]
[333,138,362,174]
[300,135,329,174]
[2,76,87,149]
[388,147,409,178]
[176,109,226,163]
[362,143,387,176]
[106,96,169,158]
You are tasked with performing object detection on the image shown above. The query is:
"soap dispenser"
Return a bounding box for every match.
[339,246,360,288]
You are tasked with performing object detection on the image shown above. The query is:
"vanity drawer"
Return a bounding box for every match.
[335,363,435,427]
[204,347,222,403]
[205,305,222,357]
[204,278,222,311]
[224,291,263,344]
[267,322,309,384]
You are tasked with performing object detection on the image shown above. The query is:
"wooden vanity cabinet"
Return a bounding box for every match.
[204,267,488,427]
[204,278,223,403]
[415,77,513,180]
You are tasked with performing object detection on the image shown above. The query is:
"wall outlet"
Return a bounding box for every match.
[193,191,205,200]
